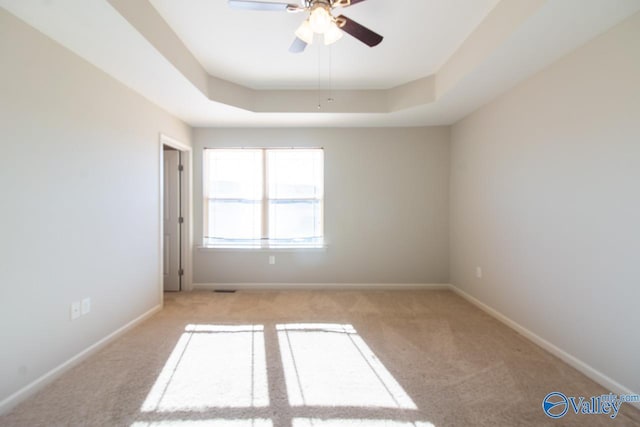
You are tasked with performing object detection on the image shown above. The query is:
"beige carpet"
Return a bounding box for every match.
[1,290,639,427]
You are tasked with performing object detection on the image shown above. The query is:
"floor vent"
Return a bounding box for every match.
[213,289,237,293]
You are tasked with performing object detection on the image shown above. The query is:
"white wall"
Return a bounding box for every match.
[450,12,640,394]
[0,9,191,405]
[193,127,450,284]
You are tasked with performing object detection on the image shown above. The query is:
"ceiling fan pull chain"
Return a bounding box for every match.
[317,43,322,110]
[327,45,334,104]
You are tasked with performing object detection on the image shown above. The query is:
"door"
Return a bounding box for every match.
[163,149,181,291]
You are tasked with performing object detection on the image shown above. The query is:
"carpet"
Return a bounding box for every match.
[1,290,638,427]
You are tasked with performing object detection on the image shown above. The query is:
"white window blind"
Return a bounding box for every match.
[204,148,324,248]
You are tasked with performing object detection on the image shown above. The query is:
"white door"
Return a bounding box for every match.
[163,149,181,291]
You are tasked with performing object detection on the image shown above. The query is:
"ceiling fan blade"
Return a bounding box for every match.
[332,0,368,8]
[289,37,308,53]
[336,15,383,47]
[228,0,302,12]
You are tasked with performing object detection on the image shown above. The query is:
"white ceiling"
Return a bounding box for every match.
[1,0,639,127]
[149,0,500,90]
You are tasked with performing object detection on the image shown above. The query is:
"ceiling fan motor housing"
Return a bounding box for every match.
[308,1,335,33]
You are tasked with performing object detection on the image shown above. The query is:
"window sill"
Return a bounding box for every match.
[197,245,327,253]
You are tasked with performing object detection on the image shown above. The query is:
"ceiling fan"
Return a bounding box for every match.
[228,0,384,53]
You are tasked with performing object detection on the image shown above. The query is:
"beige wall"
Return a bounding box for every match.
[3,0,639,413]
[0,10,191,405]
[450,13,640,394]
[193,127,450,284]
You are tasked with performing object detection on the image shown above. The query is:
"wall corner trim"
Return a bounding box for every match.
[449,284,640,410]
[0,305,162,415]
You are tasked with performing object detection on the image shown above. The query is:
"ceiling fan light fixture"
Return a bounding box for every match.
[309,4,332,33]
[323,21,343,45]
[228,0,384,52]
[295,19,314,44]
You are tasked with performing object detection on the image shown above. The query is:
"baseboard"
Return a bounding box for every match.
[192,282,451,291]
[0,305,162,415]
[449,284,640,410]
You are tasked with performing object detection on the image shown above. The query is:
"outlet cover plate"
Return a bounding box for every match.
[71,301,81,320]
[81,297,91,315]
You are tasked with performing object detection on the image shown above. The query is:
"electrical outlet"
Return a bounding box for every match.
[269,255,276,265]
[476,267,483,279]
[70,301,81,320]
[81,297,91,315]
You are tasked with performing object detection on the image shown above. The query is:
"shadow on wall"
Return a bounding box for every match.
[131,323,435,427]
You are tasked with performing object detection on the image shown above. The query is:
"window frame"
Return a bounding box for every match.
[202,147,325,250]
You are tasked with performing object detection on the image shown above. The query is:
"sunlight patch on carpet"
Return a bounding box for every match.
[278,323,417,409]
[293,420,435,427]
[132,420,272,427]
[140,324,268,412]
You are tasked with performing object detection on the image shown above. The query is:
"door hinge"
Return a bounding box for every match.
[179,216,184,224]
[179,269,184,276]
[178,164,184,172]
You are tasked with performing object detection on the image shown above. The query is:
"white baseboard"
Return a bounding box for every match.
[449,284,640,410]
[192,282,451,291]
[0,305,162,415]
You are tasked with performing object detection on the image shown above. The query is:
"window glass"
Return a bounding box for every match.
[208,200,262,240]
[268,200,323,240]
[207,149,262,200]
[267,149,324,199]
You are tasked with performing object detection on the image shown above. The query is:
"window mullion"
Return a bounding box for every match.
[261,149,269,241]
[203,151,209,241]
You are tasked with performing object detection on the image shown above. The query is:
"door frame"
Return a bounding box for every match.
[158,133,193,305]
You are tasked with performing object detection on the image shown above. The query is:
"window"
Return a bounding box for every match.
[203,148,324,249]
